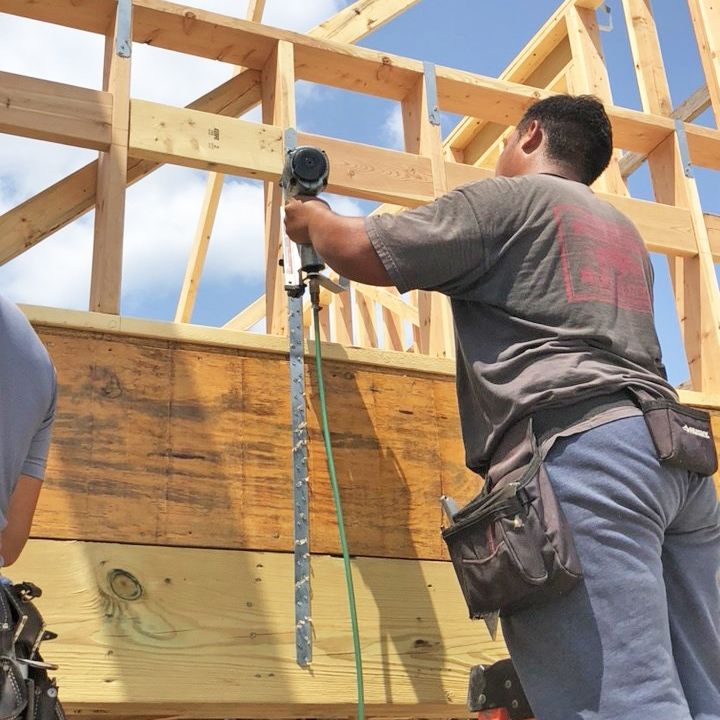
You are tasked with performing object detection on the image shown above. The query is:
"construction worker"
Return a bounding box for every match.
[0,294,56,569]
[284,95,720,719]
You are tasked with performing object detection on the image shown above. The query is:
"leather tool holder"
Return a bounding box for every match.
[442,420,582,618]
[0,581,65,720]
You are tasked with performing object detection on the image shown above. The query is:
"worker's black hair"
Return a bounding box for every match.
[516,94,613,185]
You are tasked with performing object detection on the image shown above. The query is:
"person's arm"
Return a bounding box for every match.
[284,197,393,286]
[1,474,43,567]
[5,372,57,567]
[285,179,504,296]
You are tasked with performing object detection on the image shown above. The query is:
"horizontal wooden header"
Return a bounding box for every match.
[21,303,720,411]
[3,0,720,163]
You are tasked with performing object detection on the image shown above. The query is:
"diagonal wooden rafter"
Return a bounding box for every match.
[0,0,421,269]
[173,0,267,324]
[686,0,720,128]
[619,84,710,178]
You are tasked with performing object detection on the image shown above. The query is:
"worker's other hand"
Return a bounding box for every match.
[284,195,331,244]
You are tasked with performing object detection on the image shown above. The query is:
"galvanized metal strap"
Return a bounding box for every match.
[283,126,312,667]
[674,118,694,178]
[115,0,133,58]
[423,61,441,127]
[288,295,311,667]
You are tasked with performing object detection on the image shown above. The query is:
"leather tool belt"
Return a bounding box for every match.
[0,580,65,720]
[442,417,582,618]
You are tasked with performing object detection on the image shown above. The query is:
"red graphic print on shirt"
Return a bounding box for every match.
[554,204,652,314]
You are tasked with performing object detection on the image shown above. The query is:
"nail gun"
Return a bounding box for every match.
[280,145,330,296]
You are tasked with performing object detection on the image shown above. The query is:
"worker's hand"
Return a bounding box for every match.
[284,196,332,244]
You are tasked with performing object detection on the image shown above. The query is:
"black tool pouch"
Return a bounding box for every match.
[442,423,582,618]
[633,393,718,476]
[0,582,65,720]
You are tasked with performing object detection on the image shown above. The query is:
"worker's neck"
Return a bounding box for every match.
[529,161,581,183]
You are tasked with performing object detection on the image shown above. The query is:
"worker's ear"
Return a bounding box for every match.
[518,119,543,155]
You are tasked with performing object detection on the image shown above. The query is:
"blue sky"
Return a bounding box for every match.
[0,0,718,385]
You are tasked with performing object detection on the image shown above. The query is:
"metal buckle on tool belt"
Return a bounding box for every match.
[468,660,535,720]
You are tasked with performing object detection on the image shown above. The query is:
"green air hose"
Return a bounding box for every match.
[312,300,365,720]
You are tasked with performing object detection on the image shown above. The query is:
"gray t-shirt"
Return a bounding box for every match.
[366,173,676,474]
[0,295,56,528]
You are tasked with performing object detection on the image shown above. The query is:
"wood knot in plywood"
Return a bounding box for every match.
[182,11,197,34]
[376,56,394,84]
[108,569,143,601]
[92,367,122,399]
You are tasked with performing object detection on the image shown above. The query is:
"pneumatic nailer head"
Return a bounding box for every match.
[280,146,330,199]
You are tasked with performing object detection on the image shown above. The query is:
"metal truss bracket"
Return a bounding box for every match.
[115,0,133,58]
[288,295,312,667]
[423,61,441,127]
[283,126,312,667]
[674,118,694,178]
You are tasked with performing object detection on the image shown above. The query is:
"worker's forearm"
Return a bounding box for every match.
[306,207,392,286]
[307,211,363,270]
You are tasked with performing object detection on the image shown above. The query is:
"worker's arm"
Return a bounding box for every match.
[1,474,43,567]
[285,179,505,296]
[284,197,393,286]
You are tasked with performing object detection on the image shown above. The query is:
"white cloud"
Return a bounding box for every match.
[382,104,405,151]
[0,216,93,310]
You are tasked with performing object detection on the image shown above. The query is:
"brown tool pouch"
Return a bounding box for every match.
[442,421,582,618]
[632,392,718,476]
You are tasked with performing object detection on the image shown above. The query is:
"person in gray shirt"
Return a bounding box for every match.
[284,95,720,719]
[0,294,56,568]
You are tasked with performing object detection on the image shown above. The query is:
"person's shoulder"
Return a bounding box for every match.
[455,174,533,206]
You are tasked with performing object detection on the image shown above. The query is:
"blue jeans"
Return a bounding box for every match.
[502,416,720,720]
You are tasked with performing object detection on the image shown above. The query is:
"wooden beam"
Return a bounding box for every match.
[314,0,420,44]
[89,12,133,315]
[622,0,720,391]
[686,122,720,171]
[620,85,710,178]
[621,0,673,116]
[298,131,434,204]
[261,41,295,337]
[0,0,417,265]
[565,5,627,195]
[687,0,720,127]
[2,0,422,99]
[401,70,453,358]
[174,172,224,323]
[0,71,111,150]
[127,105,698,263]
[15,540,502,716]
[129,100,283,178]
[649,133,720,391]
[0,0,690,151]
[246,0,266,22]
[224,294,265,330]
[353,284,419,325]
[706,212,720,261]
[22,304,457,375]
[620,0,691,382]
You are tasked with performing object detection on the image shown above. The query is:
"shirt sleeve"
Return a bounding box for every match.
[21,373,57,481]
[365,178,509,296]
